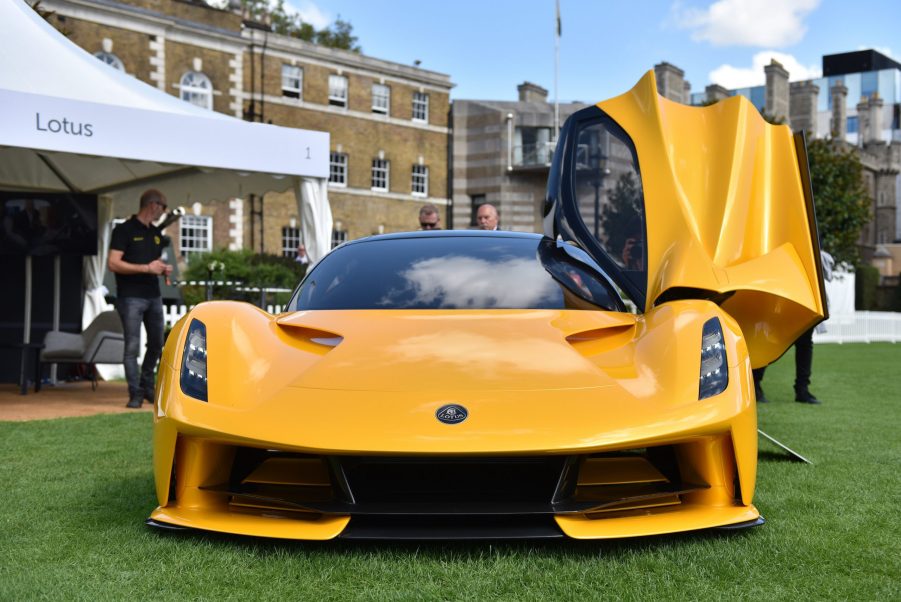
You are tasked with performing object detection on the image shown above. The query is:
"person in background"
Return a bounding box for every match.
[295,243,310,266]
[107,189,172,409]
[476,203,499,230]
[754,249,834,405]
[419,204,441,230]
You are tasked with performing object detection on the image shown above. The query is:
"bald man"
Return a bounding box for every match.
[476,203,499,231]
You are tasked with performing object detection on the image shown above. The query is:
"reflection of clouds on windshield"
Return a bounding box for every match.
[378,255,558,309]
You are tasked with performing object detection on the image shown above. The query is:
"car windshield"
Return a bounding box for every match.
[290,235,624,311]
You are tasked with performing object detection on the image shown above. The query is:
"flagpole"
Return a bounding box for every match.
[554,0,560,144]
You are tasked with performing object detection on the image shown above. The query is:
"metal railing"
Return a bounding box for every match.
[513,142,554,167]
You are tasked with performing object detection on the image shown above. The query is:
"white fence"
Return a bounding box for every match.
[813,311,901,344]
[163,304,284,328]
[161,306,900,344]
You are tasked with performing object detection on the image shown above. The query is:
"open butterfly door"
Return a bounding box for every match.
[545,70,827,368]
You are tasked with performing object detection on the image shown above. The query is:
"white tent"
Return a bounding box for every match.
[0,1,332,357]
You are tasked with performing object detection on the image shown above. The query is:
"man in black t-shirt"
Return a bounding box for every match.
[108,189,173,408]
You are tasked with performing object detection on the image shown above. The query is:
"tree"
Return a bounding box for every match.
[181,249,306,306]
[600,171,643,263]
[806,138,871,268]
[225,1,360,52]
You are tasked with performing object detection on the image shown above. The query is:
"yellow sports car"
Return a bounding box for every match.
[147,71,826,540]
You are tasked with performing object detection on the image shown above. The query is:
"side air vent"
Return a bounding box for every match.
[572,448,708,517]
[204,450,335,517]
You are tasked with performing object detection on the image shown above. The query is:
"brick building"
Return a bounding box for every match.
[43,0,452,262]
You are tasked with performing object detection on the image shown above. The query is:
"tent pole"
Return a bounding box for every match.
[23,256,32,345]
[51,256,61,385]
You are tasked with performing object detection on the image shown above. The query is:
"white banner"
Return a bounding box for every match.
[0,89,329,179]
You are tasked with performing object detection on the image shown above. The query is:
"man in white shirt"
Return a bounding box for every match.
[476,203,499,230]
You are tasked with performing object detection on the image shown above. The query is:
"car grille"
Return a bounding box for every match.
[186,442,716,537]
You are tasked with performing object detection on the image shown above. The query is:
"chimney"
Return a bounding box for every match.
[867,93,884,144]
[654,62,685,103]
[830,80,848,139]
[764,59,790,123]
[705,83,729,103]
[517,82,548,103]
[789,81,819,135]
[856,97,870,145]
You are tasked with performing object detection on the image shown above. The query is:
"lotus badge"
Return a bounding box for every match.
[436,404,468,425]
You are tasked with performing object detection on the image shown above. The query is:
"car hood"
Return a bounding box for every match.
[591,72,826,367]
[276,309,638,392]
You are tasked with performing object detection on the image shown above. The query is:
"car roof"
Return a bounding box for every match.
[340,230,543,248]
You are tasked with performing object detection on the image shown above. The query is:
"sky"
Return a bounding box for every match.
[277,0,901,102]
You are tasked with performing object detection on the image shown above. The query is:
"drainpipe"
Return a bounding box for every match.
[506,112,514,171]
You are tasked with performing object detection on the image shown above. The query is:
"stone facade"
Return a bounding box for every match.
[764,60,790,123]
[705,84,729,104]
[654,62,687,103]
[43,0,452,263]
[451,86,587,232]
[830,81,848,139]
[789,81,819,135]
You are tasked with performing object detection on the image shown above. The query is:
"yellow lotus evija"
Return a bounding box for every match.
[147,72,826,540]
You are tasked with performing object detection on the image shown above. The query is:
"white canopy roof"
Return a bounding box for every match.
[0,0,332,260]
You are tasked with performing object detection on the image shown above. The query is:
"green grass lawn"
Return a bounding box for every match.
[1,343,899,600]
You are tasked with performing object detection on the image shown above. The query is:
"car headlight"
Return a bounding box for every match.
[698,317,728,400]
[180,319,208,402]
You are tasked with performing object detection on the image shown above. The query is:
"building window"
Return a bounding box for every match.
[282,226,301,257]
[470,194,486,227]
[94,51,124,71]
[180,71,213,110]
[371,159,389,192]
[281,64,303,99]
[372,83,390,114]
[412,92,429,122]
[179,215,213,257]
[411,164,429,197]
[331,229,348,249]
[329,75,348,107]
[329,152,348,187]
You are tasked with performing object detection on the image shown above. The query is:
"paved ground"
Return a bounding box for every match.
[0,381,152,421]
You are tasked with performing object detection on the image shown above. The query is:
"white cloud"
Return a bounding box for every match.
[674,0,820,47]
[283,0,331,29]
[708,51,821,89]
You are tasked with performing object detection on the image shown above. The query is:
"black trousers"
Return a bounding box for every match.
[752,327,815,393]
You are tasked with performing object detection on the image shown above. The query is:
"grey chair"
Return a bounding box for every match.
[37,310,124,391]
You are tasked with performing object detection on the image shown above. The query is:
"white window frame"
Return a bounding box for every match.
[411,164,429,197]
[412,92,429,122]
[331,229,348,249]
[94,51,124,71]
[329,152,348,187]
[180,71,213,110]
[281,64,303,99]
[372,83,390,115]
[371,159,389,192]
[282,226,302,257]
[329,74,348,107]
[179,215,213,258]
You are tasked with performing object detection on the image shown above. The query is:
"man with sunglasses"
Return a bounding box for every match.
[108,189,173,408]
[418,204,441,230]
